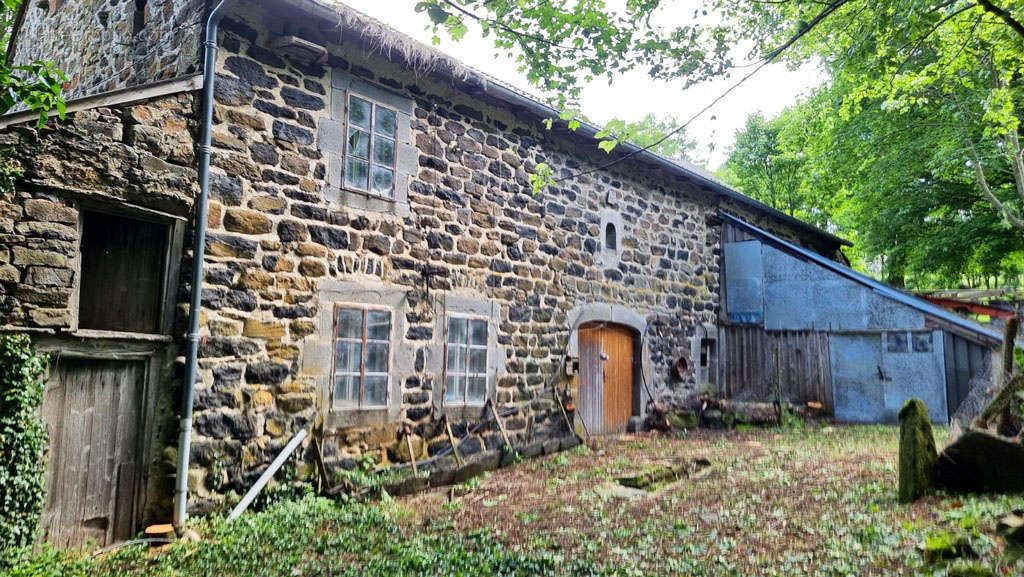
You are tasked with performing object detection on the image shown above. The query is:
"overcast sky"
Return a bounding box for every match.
[340,0,824,169]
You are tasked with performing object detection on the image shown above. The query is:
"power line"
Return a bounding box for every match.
[550,57,774,184]
[547,0,851,186]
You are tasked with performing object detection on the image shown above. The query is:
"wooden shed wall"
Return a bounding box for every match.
[723,326,833,411]
[943,332,994,416]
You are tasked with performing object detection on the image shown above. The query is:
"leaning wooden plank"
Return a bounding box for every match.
[972,373,1024,433]
[227,429,307,523]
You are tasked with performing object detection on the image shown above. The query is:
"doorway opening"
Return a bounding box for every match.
[577,322,640,434]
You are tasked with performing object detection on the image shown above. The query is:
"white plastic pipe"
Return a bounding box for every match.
[227,429,308,523]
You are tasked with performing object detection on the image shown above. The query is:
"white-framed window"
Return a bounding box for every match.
[444,316,488,405]
[333,305,392,408]
[344,94,398,199]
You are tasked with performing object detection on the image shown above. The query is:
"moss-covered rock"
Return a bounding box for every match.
[921,530,976,564]
[947,562,995,577]
[666,410,697,430]
[899,398,937,503]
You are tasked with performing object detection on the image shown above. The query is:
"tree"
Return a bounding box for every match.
[721,113,805,217]
[598,113,703,165]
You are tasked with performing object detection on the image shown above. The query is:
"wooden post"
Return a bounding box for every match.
[443,416,463,467]
[487,399,514,451]
[555,386,583,439]
[405,434,419,477]
[1001,315,1020,382]
[312,438,327,494]
[773,343,784,426]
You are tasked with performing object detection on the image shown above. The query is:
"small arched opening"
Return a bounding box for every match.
[604,221,617,251]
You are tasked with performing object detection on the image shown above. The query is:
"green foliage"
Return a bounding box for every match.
[6,495,620,576]
[779,405,805,430]
[593,114,701,163]
[721,113,803,215]
[528,162,553,195]
[0,334,49,554]
[0,62,68,127]
[922,529,977,565]
[0,152,21,197]
[332,453,408,493]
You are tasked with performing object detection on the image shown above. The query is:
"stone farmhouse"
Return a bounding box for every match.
[0,0,1001,549]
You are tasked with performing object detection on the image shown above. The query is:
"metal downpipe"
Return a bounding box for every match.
[174,0,233,531]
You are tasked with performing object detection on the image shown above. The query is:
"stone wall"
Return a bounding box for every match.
[8,0,203,100]
[176,4,729,507]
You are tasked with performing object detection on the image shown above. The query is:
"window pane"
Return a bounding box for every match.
[373,137,395,166]
[447,345,466,374]
[366,342,389,373]
[337,308,363,339]
[447,317,467,345]
[887,332,909,353]
[367,310,391,341]
[348,96,371,128]
[469,348,487,374]
[445,375,463,403]
[347,128,369,158]
[374,106,396,136]
[467,376,486,403]
[470,320,487,346]
[335,374,360,404]
[912,332,933,353]
[370,166,394,197]
[365,375,388,406]
[335,340,362,373]
[345,157,369,190]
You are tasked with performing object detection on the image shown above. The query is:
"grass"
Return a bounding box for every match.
[6,426,1024,576]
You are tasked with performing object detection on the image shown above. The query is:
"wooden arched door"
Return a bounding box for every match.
[578,323,638,434]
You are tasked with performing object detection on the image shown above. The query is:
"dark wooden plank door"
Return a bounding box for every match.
[578,323,636,434]
[78,211,168,334]
[41,358,144,549]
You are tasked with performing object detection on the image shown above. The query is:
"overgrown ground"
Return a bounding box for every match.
[7,425,1024,576]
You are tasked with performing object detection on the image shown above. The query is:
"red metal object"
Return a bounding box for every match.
[920,296,1015,319]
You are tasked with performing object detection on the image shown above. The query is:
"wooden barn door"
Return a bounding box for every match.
[578,323,637,434]
[40,358,145,549]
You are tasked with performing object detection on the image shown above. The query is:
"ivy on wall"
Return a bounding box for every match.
[0,333,49,554]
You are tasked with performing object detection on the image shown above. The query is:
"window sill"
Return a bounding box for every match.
[326,405,400,429]
[327,186,410,217]
[436,403,488,422]
[341,186,396,203]
[71,329,173,343]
